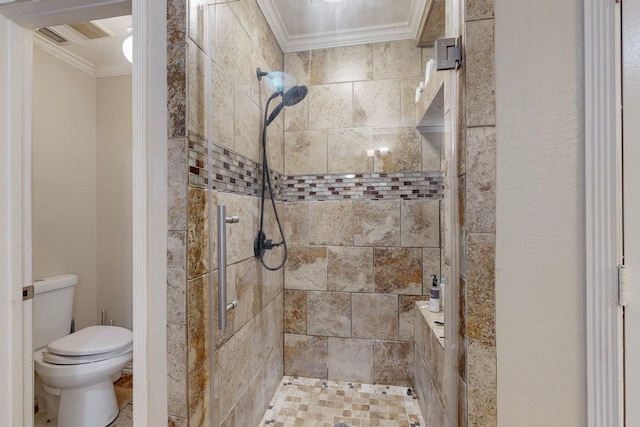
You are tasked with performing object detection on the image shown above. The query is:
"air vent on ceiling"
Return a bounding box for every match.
[37,27,68,44]
[66,22,113,40]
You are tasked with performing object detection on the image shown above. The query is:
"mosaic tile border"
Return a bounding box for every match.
[188,133,266,194]
[280,172,443,202]
[188,133,444,201]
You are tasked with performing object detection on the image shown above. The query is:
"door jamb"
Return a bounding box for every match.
[584,1,624,426]
[0,15,31,427]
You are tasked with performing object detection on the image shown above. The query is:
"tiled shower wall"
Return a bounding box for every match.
[167,2,447,426]
[167,0,286,426]
[457,0,498,425]
[280,41,444,386]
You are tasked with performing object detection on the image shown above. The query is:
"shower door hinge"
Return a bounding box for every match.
[22,285,34,301]
[436,37,462,70]
[618,264,628,307]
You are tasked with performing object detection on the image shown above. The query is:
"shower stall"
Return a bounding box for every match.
[166,1,457,426]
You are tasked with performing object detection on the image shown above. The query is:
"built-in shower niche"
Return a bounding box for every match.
[417,84,444,166]
[415,81,449,426]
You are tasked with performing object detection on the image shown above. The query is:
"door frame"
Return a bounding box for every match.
[584,1,624,426]
[0,1,168,425]
[0,14,32,427]
[131,0,168,425]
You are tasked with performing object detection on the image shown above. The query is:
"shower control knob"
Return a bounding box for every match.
[263,239,280,250]
[254,231,281,258]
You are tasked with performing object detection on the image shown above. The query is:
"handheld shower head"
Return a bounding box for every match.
[282,84,308,106]
[255,71,308,271]
[265,85,308,126]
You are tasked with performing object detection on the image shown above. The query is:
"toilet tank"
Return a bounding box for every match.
[33,274,77,350]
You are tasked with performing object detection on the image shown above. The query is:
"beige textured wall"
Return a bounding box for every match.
[495,0,586,425]
[96,74,132,330]
[32,46,98,330]
[33,49,133,333]
[281,41,442,386]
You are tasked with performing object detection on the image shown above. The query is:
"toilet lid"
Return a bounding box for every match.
[46,325,132,357]
[42,344,132,365]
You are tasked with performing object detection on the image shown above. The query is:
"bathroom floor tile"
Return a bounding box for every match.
[260,376,425,427]
[110,403,133,427]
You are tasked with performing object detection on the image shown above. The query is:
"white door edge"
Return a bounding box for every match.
[21,20,34,427]
[584,1,624,426]
[622,0,640,424]
[0,14,30,427]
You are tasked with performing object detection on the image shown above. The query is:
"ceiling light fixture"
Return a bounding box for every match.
[122,27,133,63]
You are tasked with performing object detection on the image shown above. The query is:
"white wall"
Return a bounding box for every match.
[494,0,586,425]
[32,46,133,331]
[32,46,98,329]
[96,75,132,330]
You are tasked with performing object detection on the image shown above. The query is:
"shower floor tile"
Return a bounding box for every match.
[260,376,425,427]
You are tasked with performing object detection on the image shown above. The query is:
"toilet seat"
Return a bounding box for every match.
[43,326,132,365]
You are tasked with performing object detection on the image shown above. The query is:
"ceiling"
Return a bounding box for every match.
[0,0,130,29]
[34,15,132,76]
[258,0,427,52]
[0,0,427,76]
[0,0,132,76]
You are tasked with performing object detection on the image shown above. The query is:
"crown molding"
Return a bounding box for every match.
[33,32,95,77]
[95,62,132,77]
[257,0,426,53]
[33,33,132,78]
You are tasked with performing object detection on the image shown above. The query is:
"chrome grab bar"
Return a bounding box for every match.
[218,205,238,329]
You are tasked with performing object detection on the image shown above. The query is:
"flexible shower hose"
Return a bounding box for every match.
[255,93,288,271]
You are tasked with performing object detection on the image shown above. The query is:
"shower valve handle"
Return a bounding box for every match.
[262,238,280,250]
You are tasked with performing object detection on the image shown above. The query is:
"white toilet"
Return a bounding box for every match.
[33,274,133,427]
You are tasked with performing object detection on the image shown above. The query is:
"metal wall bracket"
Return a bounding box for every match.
[22,285,33,301]
[618,264,628,307]
[436,37,462,70]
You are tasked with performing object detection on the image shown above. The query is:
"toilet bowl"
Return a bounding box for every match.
[34,325,133,427]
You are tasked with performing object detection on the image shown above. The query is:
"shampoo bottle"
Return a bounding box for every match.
[440,277,446,310]
[429,275,440,313]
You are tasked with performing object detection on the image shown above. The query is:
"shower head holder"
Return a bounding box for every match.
[256,67,269,81]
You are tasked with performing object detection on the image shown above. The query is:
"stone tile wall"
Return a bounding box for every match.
[414,303,446,426]
[167,1,285,426]
[460,0,497,425]
[281,41,443,387]
[164,0,497,423]
[413,1,497,424]
[168,4,449,426]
